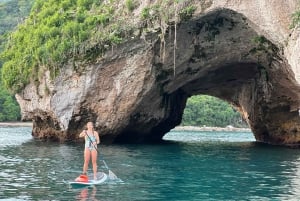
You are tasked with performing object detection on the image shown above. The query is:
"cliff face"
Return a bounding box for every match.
[16,0,300,146]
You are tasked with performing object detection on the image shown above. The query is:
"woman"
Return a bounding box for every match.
[79,122,100,180]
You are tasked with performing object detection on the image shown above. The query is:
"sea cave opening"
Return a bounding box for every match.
[180,94,248,129]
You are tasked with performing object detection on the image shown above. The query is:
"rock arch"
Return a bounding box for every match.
[113,8,300,145]
[16,7,300,146]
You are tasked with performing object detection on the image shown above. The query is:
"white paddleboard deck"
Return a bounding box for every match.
[69,172,108,187]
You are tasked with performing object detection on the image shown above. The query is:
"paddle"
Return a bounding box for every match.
[85,132,118,180]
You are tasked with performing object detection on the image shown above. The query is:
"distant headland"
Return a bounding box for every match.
[0,122,33,127]
[172,126,251,132]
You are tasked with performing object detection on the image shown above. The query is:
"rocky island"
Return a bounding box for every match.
[3,0,300,146]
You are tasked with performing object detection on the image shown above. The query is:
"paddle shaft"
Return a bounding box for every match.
[85,130,99,153]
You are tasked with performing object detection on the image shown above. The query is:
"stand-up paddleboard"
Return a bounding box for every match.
[69,172,108,188]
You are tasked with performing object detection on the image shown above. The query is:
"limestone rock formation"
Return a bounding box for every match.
[16,0,300,146]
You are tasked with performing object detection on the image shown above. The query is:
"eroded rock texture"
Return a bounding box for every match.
[16,0,300,146]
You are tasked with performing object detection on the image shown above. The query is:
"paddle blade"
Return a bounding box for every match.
[108,170,118,180]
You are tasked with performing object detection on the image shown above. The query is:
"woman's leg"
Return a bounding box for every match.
[83,148,90,174]
[91,149,98,179]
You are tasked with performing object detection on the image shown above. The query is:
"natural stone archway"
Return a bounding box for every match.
[113,9,300,145]
[16,3,300,146]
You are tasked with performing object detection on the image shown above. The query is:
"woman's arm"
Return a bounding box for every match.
[79,130,86,138]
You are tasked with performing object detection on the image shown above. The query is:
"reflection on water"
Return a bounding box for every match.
[2,127,300,200]
[75,186,99,201]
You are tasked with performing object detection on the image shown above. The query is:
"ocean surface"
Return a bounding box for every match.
[1,127,300,201]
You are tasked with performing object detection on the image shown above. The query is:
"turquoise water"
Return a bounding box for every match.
[1,127,300,200]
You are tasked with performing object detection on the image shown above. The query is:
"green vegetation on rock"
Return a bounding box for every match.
[291,11,300,28]
[0,86,21,121]
[0,0,33,121]
[1,0,135,93]
[1,0,198,93]
[0,0,34,53]
[0,71,20,121]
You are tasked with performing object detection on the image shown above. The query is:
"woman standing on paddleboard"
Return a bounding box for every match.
[79,122,100,180]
